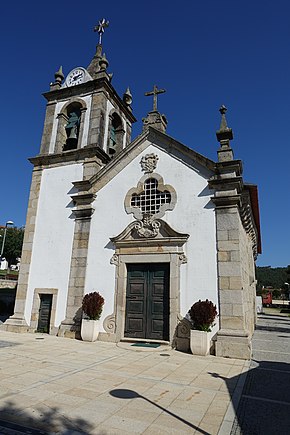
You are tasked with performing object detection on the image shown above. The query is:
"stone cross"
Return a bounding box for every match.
[94,18,109,45]
[145,85,166,112]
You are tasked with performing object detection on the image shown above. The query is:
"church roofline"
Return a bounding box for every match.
[244,183,262,254]
[146,127,216,172]
[29,145,111,168]
[88,126,217,192]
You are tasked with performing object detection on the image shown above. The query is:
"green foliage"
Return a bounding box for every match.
[82,291,105,320]
[0,227,24,264]
[256,266,288,289]
[189,299,217,332]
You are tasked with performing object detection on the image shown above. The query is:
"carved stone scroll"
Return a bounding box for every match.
[103,314,116,333]
[110,254,118,266]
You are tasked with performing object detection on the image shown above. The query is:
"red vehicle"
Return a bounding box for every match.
[262,292,272,307]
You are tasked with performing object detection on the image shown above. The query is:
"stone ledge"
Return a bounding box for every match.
[216,329,252,359]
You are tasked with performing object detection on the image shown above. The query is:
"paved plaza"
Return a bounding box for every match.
[0,331,249,434]
[230,312,290,435]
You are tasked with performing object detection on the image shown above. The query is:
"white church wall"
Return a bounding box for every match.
[24,163,83,326]
[86,142,218,332]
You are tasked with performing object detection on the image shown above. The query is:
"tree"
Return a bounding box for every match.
[256,266,288,289]
[0,227,24,265]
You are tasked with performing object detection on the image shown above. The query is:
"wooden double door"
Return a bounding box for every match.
[125,263,169,341]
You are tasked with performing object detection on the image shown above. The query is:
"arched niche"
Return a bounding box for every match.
[107,110,125,157]
[55,98,87,153]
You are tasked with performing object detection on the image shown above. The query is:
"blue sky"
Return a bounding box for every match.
[1,1,289,267]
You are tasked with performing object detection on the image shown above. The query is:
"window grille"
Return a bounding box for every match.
[131,178,171,215]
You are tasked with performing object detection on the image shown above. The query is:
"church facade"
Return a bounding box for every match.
[4,29,261,359]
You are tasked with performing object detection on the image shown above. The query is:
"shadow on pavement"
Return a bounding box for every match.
[215,313,290,435]
[0,401,94,434]
[230,360,290,435]
[255,324,290,333]
[109,388,211,434]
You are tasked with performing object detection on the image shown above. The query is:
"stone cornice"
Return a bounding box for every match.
[208,176,243,193]
[70,191,96,220]
[111,219,189,249]
[29,146,110,168]
[214,159,243,177]
[211,195,242,208]
[240,190,259,259]
[42,77,137,124]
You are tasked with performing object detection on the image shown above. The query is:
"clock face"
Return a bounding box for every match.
[67,68,85,86]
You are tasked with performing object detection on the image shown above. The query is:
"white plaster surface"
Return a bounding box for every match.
[24,164,83,326]
[86,142,218,333]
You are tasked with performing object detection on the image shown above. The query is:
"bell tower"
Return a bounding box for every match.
[39,19,136,160]
[4,19,136,335]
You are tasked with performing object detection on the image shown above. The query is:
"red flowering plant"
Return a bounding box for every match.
[82,291,105,320]
[189,299,217,332]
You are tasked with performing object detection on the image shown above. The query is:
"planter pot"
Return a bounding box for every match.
[81,319,100,342]
[190,330,211,356]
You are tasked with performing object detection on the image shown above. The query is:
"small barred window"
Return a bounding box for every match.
[131,178,171,215]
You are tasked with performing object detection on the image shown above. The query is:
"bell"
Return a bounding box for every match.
[68,127,78,140]
[63,127,78,151]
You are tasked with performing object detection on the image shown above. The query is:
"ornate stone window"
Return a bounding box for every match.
[125,173,176,222]
[131,178,171,215]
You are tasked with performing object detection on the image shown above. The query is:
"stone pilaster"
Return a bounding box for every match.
[210,160,254,359]
[54,112,69,154]
[209,106,258,359]
[3,168,42,332]
[39,102,57,155]
[214,204,252,359]
[87,93,107,148]
[58,181,95,338]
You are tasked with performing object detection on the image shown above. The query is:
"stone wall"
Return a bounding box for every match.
[215,204,256,359]
[239,219,256,336]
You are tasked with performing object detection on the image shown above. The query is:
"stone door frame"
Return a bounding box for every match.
[30,288,58,335]
[103,249,188,344]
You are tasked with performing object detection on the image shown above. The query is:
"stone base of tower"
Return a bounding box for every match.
[1,313,30,333]
[215,329,252,360]
[58,320,81,339]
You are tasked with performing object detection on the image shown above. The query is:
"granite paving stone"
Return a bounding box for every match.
[0,330,249,434]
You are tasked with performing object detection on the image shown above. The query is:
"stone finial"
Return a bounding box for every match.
[123,87,133,107]
[216,105,233,142]
[142,111,168,133]
[219,105,229,130]
[87,44,103,77]
[50,66,64,90]
[216,105,234,162]
[99,53,109,70]
[54,66,64,84]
